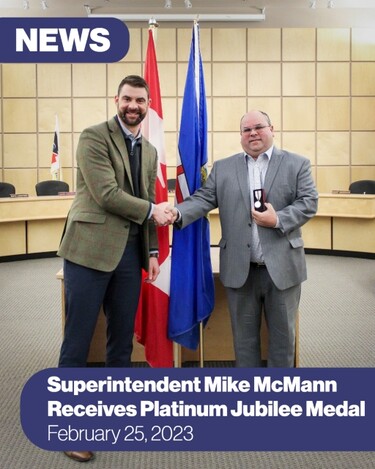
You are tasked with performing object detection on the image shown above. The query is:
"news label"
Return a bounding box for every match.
[0,18,129,62]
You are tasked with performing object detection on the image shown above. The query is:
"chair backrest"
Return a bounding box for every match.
[167,178,176,192]
[349,180,375,194]
[35,180,70,196]
[0,182,16,198]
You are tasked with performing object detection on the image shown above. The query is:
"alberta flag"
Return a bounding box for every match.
[50,114,60,180]
[168,22,215,350]
[135,26,173,367]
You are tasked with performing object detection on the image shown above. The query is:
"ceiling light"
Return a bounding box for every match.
[23,0,29,9]
[84,4,92,15]
[89,13,266,22]
[309,0,316,8]
[41,0,48,10]
[165,0,172,8]
[327,0,334,8]
[184,0,193,8]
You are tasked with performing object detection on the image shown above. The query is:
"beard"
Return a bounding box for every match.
[118,109,146,127]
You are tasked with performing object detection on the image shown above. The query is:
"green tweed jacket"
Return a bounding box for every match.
[58,117,158,272]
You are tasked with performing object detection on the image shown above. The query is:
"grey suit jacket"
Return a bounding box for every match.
[58,117,158,272]
[177,148,318,290]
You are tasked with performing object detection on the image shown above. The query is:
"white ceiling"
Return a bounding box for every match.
[0,0,375,28]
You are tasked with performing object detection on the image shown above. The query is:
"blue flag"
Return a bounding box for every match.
[168,22,215,350]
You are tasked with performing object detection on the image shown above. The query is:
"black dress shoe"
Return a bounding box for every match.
[63,451,94,462]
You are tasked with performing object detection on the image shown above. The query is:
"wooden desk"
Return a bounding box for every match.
[302,193,375,253]
[0,195,73,256]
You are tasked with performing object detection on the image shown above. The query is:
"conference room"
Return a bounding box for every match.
[0,1,374,468]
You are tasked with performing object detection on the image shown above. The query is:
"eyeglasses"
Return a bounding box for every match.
[241,125,270,134]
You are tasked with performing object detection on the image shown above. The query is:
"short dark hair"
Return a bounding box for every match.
[117,75,150,98]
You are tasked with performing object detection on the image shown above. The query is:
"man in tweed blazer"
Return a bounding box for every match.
[171,110,318,368]
[58,75,174,464]
[58,76,172,368]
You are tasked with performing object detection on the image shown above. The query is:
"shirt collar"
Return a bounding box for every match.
[262,145,274,160]
[244,145,274,162]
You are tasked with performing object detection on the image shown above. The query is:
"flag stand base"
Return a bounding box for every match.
[173,322,205,368]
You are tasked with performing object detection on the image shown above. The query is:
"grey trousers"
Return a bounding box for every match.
[225,265,300,367]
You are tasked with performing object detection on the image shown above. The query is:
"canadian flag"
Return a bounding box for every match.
[134,27,173,367]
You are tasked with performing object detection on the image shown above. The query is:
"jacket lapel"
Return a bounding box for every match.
[235,153,251,213]
[264,148,284,195]
[108,117,134,193]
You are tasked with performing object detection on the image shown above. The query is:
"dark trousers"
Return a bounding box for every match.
[58,239,142,367]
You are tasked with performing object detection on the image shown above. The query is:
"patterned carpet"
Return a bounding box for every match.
[0,255,374,468]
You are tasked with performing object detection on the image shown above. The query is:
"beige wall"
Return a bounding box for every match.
[1,27,375,195]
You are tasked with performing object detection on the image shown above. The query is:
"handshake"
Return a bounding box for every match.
[151,202,178,227]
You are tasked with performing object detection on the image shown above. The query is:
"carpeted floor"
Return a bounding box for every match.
[0,255,374,468]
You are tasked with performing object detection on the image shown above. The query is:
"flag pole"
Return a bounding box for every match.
[199,321,204,367]
[173,342,181,367]
[149,16,180,367]
[148,17,159,37]
[169,19,214,367]
[196,16,205,369]
[134,17,174,367]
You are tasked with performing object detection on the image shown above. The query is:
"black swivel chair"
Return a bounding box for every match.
[167,178,176,192]
[349,180,375,195]
[35,180,70,196]
[0,182,16,198]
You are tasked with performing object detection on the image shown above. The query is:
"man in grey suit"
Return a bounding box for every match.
[167,110,318,368]
[58,75,172,462]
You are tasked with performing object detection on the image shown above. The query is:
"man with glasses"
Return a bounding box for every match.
[166,110,318,368]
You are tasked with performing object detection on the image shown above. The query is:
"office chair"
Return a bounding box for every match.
[167,178,176,192]
[0,182,16,198]
[35,180,70,196]
[349,180,375,195]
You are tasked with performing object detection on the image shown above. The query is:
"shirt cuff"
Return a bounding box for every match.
[149,251,159,258]
[274,214,281,229]
[147,203,154,219]
[175,208,182,223]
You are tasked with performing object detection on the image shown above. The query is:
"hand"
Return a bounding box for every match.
[152,202,174,226]
[164,205,178,224]
[169,206,178,223]
[145,257,160,283]
[252,202,277,228]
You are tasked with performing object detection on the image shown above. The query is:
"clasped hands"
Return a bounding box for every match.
[151,202,178,227]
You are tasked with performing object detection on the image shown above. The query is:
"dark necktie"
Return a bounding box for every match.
[126,134,141,197]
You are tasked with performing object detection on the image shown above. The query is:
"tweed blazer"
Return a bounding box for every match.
[177,147,318,290]
[58,117,158,272]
